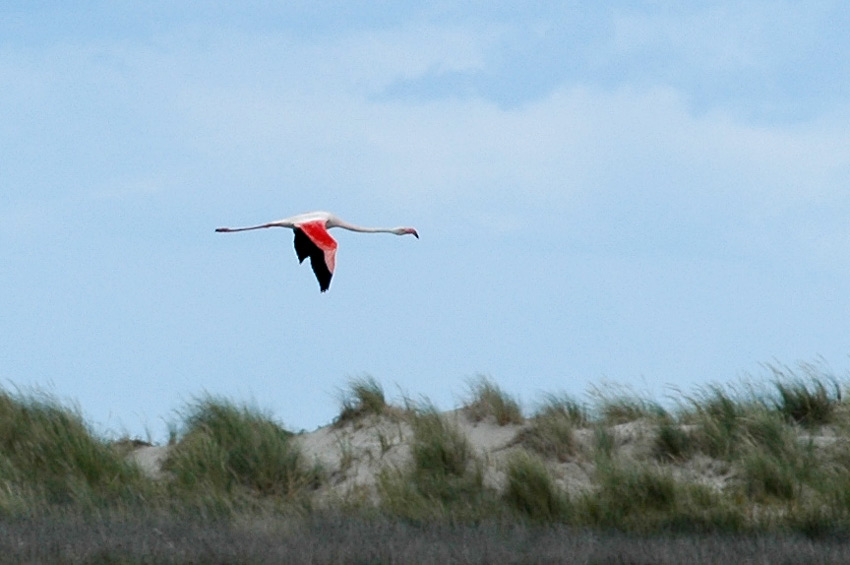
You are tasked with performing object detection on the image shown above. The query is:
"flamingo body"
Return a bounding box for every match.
[215,211,417,292]
[293,221,337,292]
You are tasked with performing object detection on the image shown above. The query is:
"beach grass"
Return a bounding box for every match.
[3,362,850,552]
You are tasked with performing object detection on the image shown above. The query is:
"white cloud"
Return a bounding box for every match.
[163,32,850,244]
[4,10,849,243]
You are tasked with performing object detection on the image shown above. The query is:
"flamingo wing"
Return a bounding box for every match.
[293,220,338,292]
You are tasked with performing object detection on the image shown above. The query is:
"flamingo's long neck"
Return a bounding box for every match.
[330,218,393,234]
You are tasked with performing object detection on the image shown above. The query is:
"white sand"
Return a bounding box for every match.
[128,408,805,500]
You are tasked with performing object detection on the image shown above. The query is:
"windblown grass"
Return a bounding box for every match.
[517,393,584,461]
[334,375,390,427]
[5,361,850,546]
[685,384,751,459]
[578,458,741,533]
[769,363,842,427]
[163,396,322,512]
[589,384,666,425]
[463,376,524,425]
[653,415,693,461]
[503,451,570,522]
[0,388,153,515]
[378,401,501,522]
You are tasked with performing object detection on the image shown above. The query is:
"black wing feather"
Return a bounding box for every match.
[293,228,333,292]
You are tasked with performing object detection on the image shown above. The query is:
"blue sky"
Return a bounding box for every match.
[3,2,849,439]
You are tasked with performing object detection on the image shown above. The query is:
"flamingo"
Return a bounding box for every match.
[215,211,418,292]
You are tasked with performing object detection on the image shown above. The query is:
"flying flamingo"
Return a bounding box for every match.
[215,211,418,292]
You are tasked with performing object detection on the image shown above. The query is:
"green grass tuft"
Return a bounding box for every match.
[589,384,666,425]
[5,363,850,537]
[518,394,584,462]
[334,376,389,427]
[686,385,747,459]
[503,451,570,522]
[579,460,739,532]
[164,396,322,506]
[539,392,589,427]
[464,376,524,426]
[769,365,842,427]
[653,416,693,462]
[409,405,474,479]
[0,389,154,513]
[378,402,500,522]
[737,410,815,503]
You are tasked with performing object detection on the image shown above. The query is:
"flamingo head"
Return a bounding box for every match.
[394,227,419,238]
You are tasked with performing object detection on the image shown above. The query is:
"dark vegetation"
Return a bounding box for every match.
[6,511,850,564]
[3,363,850,562]
[5,512,850,564]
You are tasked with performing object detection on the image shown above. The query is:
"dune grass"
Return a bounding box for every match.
[503,450,570,522]
[0,390,323,518]
[516,393,584,461]
[578,458,743,533]
[0,388,154,515]
[768,364,842,427]
[4,362,850,541]
[588,383,667,425]
[334,375,391,427]
[163,395,322,512]
[653,416,693,461]
[377,401,502,522]
[463,376,524,426]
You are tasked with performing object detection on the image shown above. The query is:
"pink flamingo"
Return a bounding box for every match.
[216,211,418,292]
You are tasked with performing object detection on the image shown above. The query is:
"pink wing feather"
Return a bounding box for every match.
[298,220,338,273]
[293,220,339,292]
